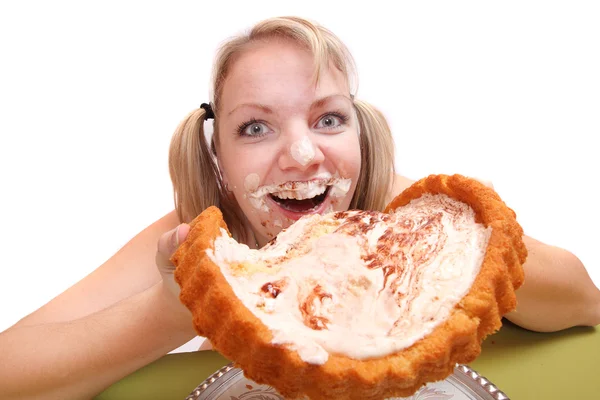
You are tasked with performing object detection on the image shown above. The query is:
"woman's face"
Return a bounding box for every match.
[216,39,361,246]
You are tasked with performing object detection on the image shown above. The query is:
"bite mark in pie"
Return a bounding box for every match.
[173,174,526,400]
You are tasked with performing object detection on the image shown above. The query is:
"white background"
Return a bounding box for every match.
[1,1,598,338]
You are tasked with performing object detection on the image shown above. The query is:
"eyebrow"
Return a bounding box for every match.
[310,94,353,110]
[227,94,352,117]
[227,103,274,116]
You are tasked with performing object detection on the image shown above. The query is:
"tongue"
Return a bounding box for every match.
[279,198,318,212]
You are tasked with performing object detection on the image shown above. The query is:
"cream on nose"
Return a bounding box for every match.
[290,136,316,166]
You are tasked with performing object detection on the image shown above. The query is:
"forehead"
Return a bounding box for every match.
[220,39,350,112]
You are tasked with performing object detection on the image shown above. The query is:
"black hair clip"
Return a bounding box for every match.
[200,103,215,120]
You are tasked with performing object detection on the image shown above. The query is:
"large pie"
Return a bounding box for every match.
[172,174,526,399]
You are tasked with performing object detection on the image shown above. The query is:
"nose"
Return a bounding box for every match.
[277,132,325,171]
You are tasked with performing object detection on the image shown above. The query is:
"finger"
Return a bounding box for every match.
[158,223,190,256]
[176,223,191,246]
[156,224,190,271]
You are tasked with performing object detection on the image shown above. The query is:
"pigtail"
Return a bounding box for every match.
[351,99,395,212]
[168,108,221,223]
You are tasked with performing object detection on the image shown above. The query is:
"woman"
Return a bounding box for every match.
[1,16,599,400]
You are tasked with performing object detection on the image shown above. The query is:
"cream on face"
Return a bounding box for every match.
[244,173,269,212]
[244,173,260,191]
[217,41,362,246]
[290,136,315,166]
[206,194,491,365]
[328,176,351,198]
[245,172,352,211]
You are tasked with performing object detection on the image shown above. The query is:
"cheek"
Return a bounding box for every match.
[222,147,275,221]
[221,148,270,190]
[324,134,362,179]
[322,134,362,210]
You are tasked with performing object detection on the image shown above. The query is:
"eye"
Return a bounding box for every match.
[314,112,348,130]
[237,119,271,137]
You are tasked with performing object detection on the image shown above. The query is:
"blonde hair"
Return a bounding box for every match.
[168,16,395,243]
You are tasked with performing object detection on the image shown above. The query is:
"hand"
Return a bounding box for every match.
[156,223,214,350]
[155,224,191,311]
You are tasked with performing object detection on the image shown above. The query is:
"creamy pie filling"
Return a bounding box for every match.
[206,194,491,365]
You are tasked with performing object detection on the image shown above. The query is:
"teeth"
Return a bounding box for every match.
[272,185,327,200]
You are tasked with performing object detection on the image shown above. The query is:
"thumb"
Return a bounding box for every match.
[156,223,190,273]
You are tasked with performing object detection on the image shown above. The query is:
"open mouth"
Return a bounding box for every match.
[269,187,331,213]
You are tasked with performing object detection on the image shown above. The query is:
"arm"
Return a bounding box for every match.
[0,211,194,399]
[0,282,196,400]
[13,211,180,327]
[505,236,600,332]
[390,174,600,332]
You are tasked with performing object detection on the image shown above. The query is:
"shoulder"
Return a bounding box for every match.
[385,173,415,204]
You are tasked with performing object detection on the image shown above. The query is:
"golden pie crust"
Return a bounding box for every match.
[172,174,526,400]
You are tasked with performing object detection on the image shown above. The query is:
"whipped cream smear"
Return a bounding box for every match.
[290,136,315,166]
[206,194,491,365]
[246,172,351,212]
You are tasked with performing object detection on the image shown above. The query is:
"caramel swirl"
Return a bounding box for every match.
[300,285,333,330]
[260,278,289,299]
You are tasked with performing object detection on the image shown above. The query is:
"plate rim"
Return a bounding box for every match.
[184,363,509,400]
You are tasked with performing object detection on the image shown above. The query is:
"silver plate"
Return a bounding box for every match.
[185,363,509,400]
